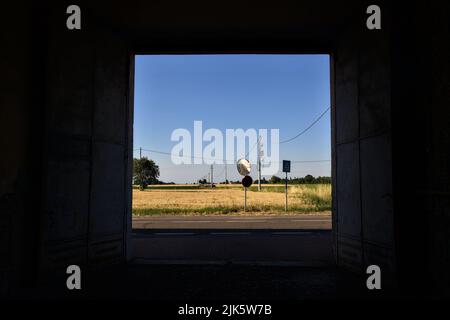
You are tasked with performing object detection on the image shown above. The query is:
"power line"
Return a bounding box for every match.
[141,148,182,156]
[134,105,330,161]
[279,106,330,144]
[140,148,232,163]
[277,159,331,163]
[291,160,330,163]
[135,147,330,164]
[245,135,260,159]
[215,165,226,182]
[198,170,210,182]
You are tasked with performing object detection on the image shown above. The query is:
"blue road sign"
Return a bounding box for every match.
[283,160,291,173]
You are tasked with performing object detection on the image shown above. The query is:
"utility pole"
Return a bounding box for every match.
[210,164,213,188]
[224,162,227,184]
[257,135,262,191]
[139,147,142,159]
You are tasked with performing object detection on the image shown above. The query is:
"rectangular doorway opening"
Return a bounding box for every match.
[130,54,333,264]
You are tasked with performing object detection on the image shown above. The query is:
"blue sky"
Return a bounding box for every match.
[134,54,331,183]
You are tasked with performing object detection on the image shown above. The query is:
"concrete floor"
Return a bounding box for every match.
[6,229,401,301]
[82,264,374,300]
[11,263,387,301]
[132,230,333,265]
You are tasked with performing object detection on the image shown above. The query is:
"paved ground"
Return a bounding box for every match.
[14,215,399,301]
[132,231,333,266]
[14,264,391,301]
[132,214,332,229]
[81,264,377,300]
[8,214,404,301]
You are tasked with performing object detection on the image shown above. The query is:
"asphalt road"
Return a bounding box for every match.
[132,214,331,230]
[131,215,333,265]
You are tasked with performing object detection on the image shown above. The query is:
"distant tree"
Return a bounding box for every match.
[198,178,208,184]
[254,178,268,185]
[133,157,160,190]
[270,175,282,184]
[304,174,315,184]
[315,176,331,184]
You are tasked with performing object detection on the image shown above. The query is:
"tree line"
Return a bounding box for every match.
[212,174,331,185]
[134,157,331,189]
[265,174,331,184]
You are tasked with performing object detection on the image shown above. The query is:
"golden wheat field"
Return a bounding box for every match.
[132,184,332,216]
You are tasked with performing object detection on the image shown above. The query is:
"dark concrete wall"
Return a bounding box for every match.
[1,3,133,294]
[391,2,450,296]
[39,9,132,273]
[0,2,46,295]
[1,3,30,295]
[423,4,450,297]
[333,18,395,280]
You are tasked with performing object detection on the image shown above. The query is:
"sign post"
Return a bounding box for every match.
[282,160,291,211]
[244,187,247,211]
[242,175,253,212]
[237,159,252,212]
[285,171,288,211]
